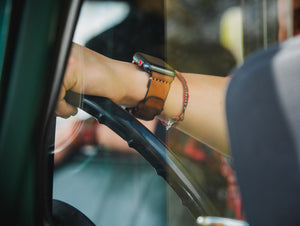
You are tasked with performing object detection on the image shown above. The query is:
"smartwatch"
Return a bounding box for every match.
[130,52,175,120]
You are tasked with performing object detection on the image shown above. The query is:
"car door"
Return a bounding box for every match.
[0,0,82,224]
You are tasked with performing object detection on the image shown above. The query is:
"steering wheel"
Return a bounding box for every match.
[65,91,218,218]
[64,91,250,226]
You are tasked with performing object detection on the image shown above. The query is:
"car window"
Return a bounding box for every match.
[52,0,295,225]
[53,3,170,226]
[53,1,240,225]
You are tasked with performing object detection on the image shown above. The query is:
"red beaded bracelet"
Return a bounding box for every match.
[162,70,189,130]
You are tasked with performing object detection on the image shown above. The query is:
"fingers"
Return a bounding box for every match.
[56,43,82,118]
[56,85,78,118]
[56,99,78,118]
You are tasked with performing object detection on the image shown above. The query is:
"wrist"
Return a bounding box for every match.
[69,45,149,108]
[116,61,149,107]
[159,76,183,122]
[129,52,176,120]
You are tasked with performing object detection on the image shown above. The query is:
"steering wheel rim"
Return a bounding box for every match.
[65,91,220,218]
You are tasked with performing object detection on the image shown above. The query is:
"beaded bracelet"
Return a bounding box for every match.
[162,70,189,130]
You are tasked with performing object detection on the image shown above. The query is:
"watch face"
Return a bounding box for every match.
[133,52,175,77]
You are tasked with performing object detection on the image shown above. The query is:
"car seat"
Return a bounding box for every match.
[226,36,300,226]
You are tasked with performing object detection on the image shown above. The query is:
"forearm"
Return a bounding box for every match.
[68,44,148,107]
[57,43,149,118]
[161,74,230,156]
[88,59,230,155]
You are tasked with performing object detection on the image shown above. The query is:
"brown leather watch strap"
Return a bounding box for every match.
[132,71,174,120]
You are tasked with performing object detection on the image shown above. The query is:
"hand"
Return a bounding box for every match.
[56,43,148,118]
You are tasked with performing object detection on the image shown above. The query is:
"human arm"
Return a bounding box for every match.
[160,73,230,155]
[57,43,230,155]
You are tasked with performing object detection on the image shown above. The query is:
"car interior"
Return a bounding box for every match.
[0,0,299,225]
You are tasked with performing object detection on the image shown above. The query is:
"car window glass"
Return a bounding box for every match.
[53,1,242,225]
[53,2,170,226]
[53,0,295,225]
